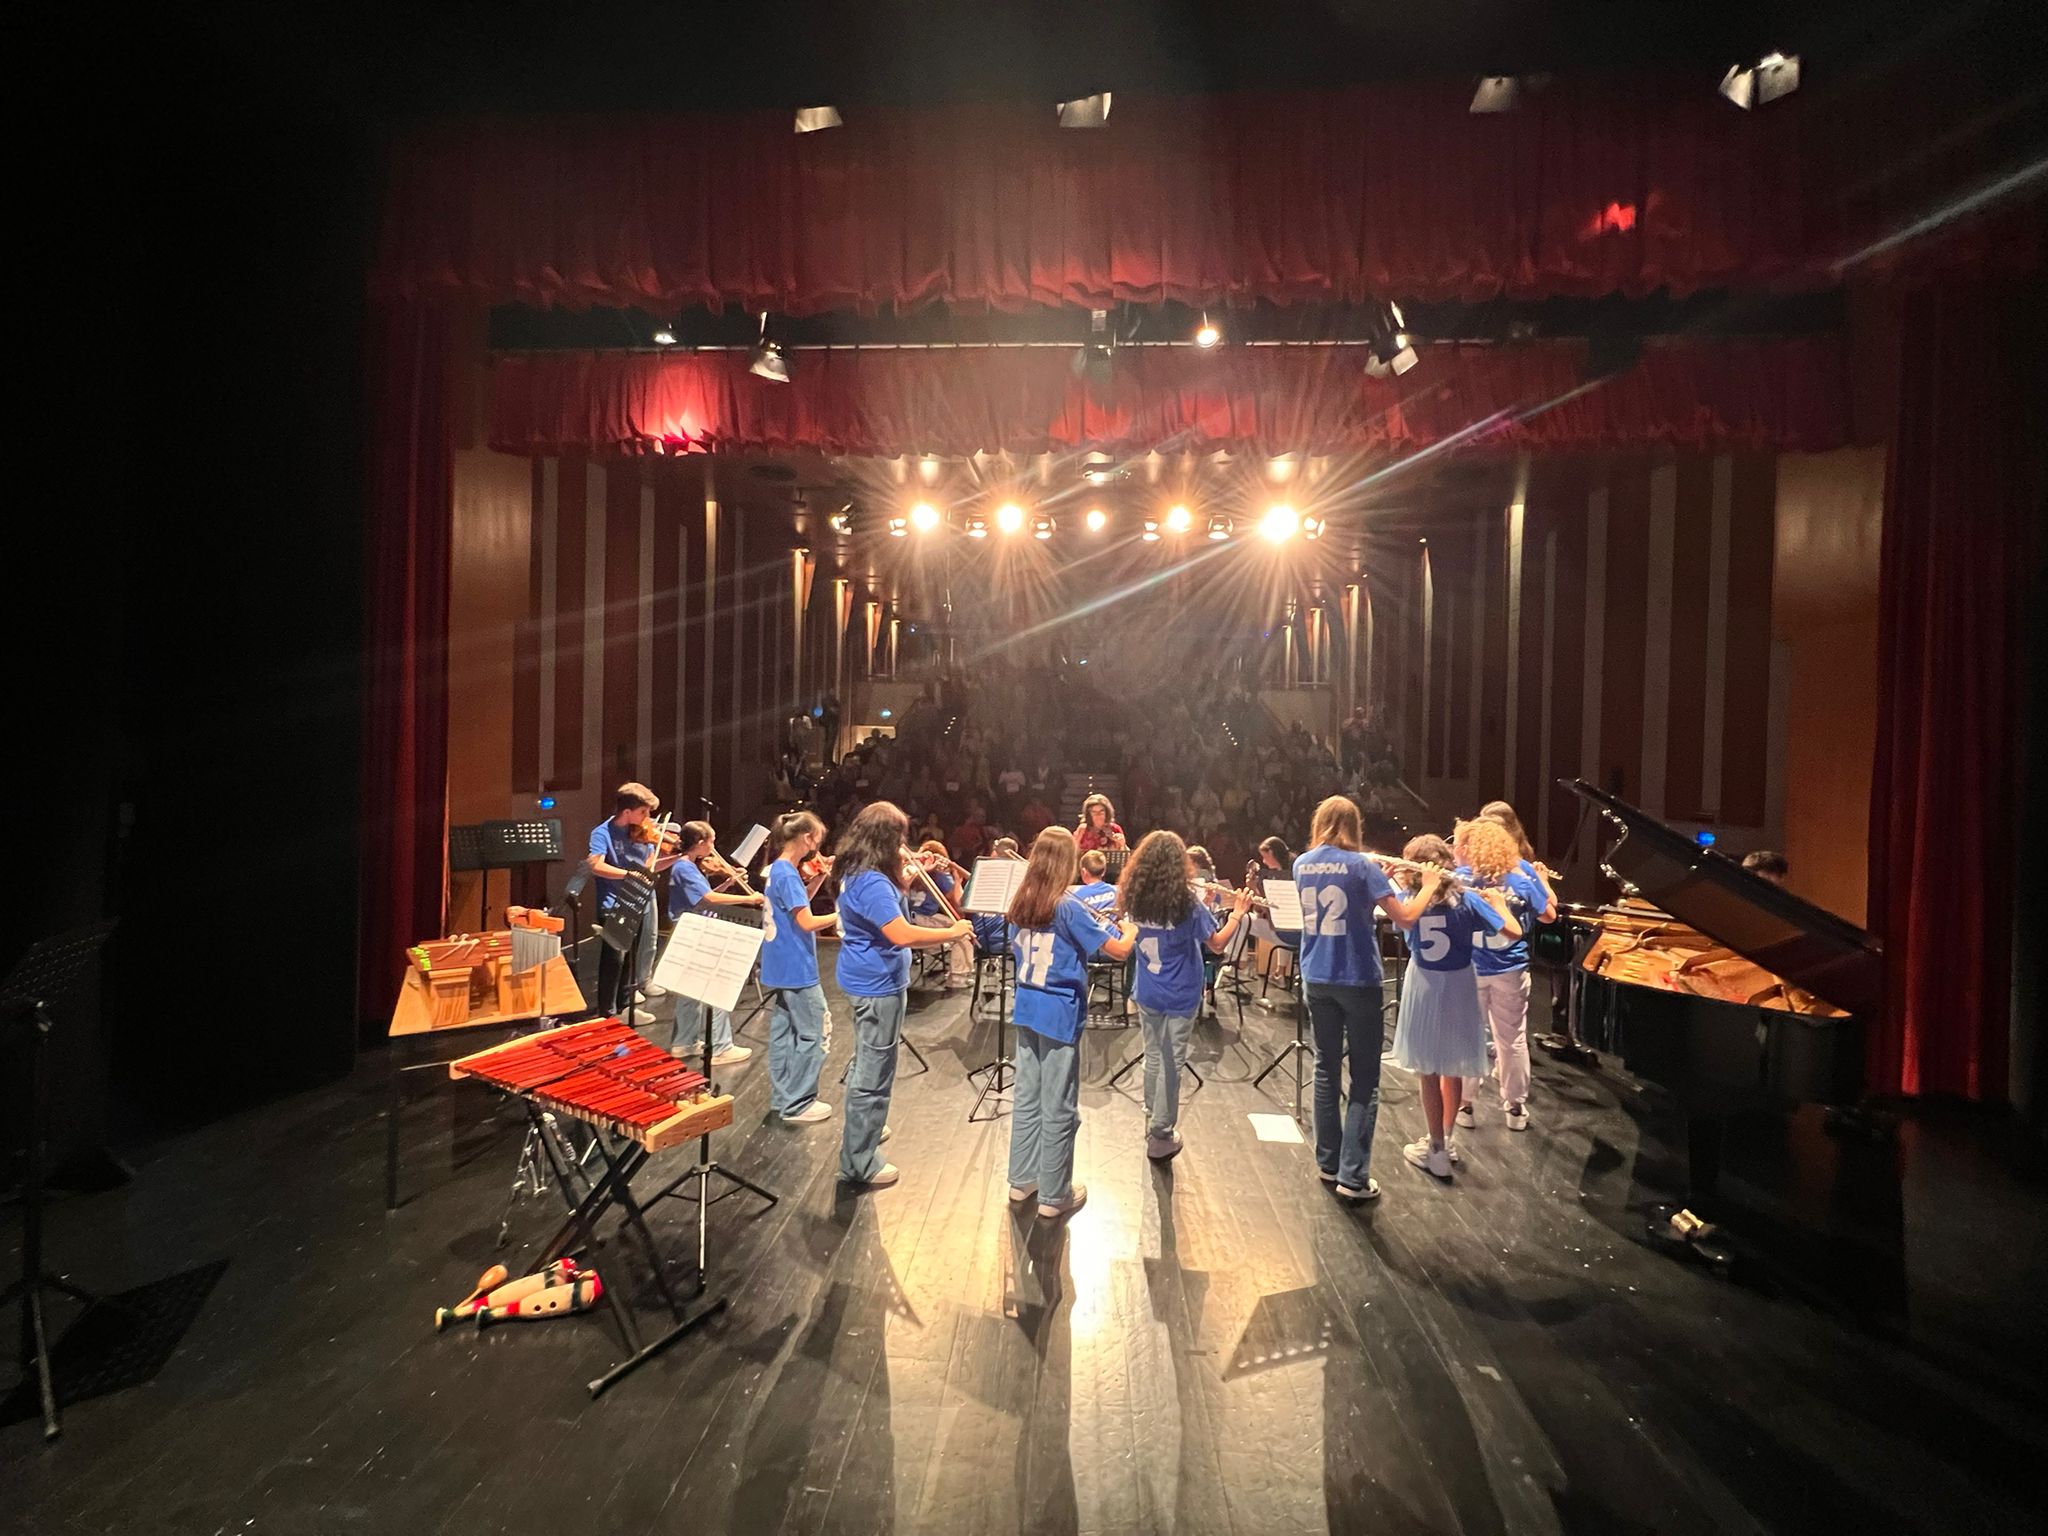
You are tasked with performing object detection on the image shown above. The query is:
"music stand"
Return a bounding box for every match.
[962,859,1024,1121]
[449,824,487,928]
[479,818,565,927]
[1249,879,1310,1119]
[2,921,116,1440]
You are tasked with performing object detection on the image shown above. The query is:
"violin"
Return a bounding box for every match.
[632,818,682,852]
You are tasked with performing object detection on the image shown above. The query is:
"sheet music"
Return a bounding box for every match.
[728,823,768,869]
[653,913,765,1013]
[964,857,1025,915]
[1262,878,1304,933]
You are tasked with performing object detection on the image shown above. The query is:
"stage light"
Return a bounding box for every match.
[1207,514,1233,541]
[827,508,852,535]
[1074,308,1115,383]
[964,512,989,538]
[996,501,1026,535]
[1082,451,1118,485]
[1164,504,1192,535]
[538,793,557,810]
[652,326,678,346]
[1365,301,1417,378]
[879,707,894,720]
[1469,74,1549,113]
[1302,515,1325,541]
[1032,514,1056,540]
[887,516,909,538]
[1695,828,1717,847]
[794,105,844,132]
[1720,52,1799,110]
[1057,92,1113,128]
[1259,504,1300,543]
[1085,507,1109,533]
[1194,313,1221,349]
[749,313,791,383]
[909,501,941,533]
[1141,517,1161,543]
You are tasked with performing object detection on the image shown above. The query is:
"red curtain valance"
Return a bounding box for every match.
[487,338,1852,458]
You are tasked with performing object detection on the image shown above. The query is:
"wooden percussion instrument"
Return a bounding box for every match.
[450,1017,734,1152]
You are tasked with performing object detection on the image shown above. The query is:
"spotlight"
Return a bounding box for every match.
[1082,451,1118,485]
[1164,504,1192,535]
[1194,313,1221,349]
[1469,73,1550,113]
[1056,92,1112,128]
[909,501,941,533]
[749,313,791,383]
[827,507,853,535]
[1302,515,1325,541]
[794,106,844,133]
[887,516,909,538]
[1074,309,1115,383]
[964,512,989,539]
[1207,514,1233,541]
[1719,52,1800,110]
[996,502,1026,535]
[1365,300,1417,378]
[1259,504,1300,543]
[652,326,678,346]
[1032,514,1056,540]
[1084,507,1109,533]
[1141,517,1161,543]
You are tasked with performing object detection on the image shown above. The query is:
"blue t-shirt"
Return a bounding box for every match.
[971,913,1010,953]
[1134,902,1219,1016]
[1471,865,1544,976]
[836,868,911,997]
[667,858,712,921]
[1402,889,1507,972]
[907,867,957,920]
[1011,894,1115,1044]
[588,819,646,912]
[1292,845,1397,987]
[759,859,819,990]
[1077,881,1119,917]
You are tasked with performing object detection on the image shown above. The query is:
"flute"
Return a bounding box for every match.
[1190,877,1267,913]
[1364,851,1465,890]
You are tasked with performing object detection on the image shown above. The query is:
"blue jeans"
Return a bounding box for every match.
[767,985,828,1116]
[1008,1027,1080,1204]
[1307,982,1383,1189]
[1138,1006,1195,1139]
[839,991,905,1181]
[670,997,734,1057]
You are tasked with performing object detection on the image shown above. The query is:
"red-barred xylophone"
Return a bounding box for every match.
[450,1018,734,1152]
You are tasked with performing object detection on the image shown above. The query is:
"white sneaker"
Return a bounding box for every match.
[853,1163,900,1188]
[881,1124,893,1143]
[1403,1139,1453,1180]
[1454,1103,1476,1129]
[782,1101,833,1125]
[1445,1137,1464,1166]
[1334,1178,1381,1202]
[711,1045,753,1067]
[1038,1184,1088,1220]
[643,984,669,999]
[1505,1102,1530,1132]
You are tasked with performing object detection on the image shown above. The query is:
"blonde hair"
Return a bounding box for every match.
[1455,818,1519,884]
[1308,795,1362,852]
[1478,800,1534,861]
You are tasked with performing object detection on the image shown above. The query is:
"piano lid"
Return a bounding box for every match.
[1561,780,1884,1018]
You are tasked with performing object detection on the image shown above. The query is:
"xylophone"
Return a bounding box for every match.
[450,1018,734,1152]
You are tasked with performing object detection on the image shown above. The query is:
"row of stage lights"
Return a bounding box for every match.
[850,500,1326,544]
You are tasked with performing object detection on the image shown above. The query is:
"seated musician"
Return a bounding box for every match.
[666,822,766,1067]
[1076,849,1121,916]
[1742,850,1789,887]
[908,839,972,988]
[585,783,678,1018]
[1076,793,1127,853]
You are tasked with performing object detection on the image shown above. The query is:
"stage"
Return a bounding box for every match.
[11,976,2043,1535]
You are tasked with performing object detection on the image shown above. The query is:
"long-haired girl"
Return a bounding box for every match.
[1005,826,1136,1218]
[831,802,973,1188]
[1292,796,1438,1200]
[758,811,838,1125]
[666,821,768,1067]
[1119,830,1250,1160]
[1456,813,1552,1134]
[1387,834,1517,1180]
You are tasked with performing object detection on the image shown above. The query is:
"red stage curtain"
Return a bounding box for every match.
[487,338,1852,458]
[373,82,2035,315]
[359,300,455,1025]
[1868,283,2041,1100]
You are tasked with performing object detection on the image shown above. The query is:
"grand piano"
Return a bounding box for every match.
[1558,781,1884,1250]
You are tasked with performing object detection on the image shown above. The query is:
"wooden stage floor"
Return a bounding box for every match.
[10,975,2045,1535]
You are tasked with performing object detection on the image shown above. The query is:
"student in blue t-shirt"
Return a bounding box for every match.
[759,811,840,1124]
[1118,830,1252,1160]
[1455,807,1557,1135]
[1292,797,1442,1202]
[1005,827,1136,1221]
[907,840,972,987]
[1387,834,1518,1182]
[584,783,680,1017]
[1075,850,1121,916]
[833,803,973,1189]
[665,822,766,1066]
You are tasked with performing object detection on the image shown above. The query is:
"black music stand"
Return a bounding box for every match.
[967,938,1014,1123]
[1250,970,1311,1120]
[2,922,116,1440]
[479,818,565,928]
[449,824,487,927]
